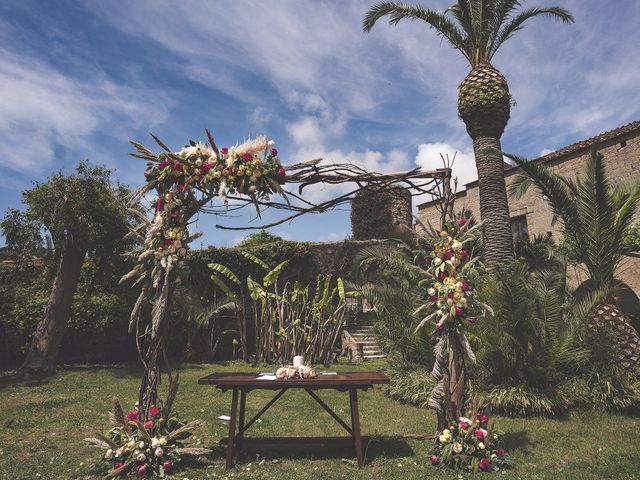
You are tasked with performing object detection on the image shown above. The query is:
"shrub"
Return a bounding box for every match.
[481,386,562,417]
[384,357,436,407]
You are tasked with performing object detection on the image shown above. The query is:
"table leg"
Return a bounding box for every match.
[237,389,247,448]
[349,388,364,467]
[225,388,239,469]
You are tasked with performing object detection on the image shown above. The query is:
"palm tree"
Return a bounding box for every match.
[506,148,640,372]
[363,1,574,267]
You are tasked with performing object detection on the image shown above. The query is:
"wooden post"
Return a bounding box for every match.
[238,389,247,448]
[349,388,364,467]
[226,389,239,469]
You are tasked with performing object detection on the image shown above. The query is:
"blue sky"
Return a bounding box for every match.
[1,0,638,247]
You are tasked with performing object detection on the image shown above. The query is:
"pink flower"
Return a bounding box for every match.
[456,217,467,226]
[476,413,489,424]
[459,420,470,429]
[277,167,286,177]
[159,159,170,169]
[271,148,278,156]
[163,460,173,471]
[475,428,487,440]
[201,163,212,173]
[479,458,491,471]
[468,316,478,324]
[435,321,444,331]
[242,153,252,162]
[126,411,139,421]
[144,170,151,178]
[455,306,464,316]
[220,147,229,155]
[461,282,470,291]
[150,406,160,417]
[172,162,184,171]
[438,272,447,280]
[164,239,174,246]
[444,251,453,260]
[460,250,469,258]
[496,448,505,457]
[156,199,164,212]
[114,463,124,469]
[144,420,154,429]
[137,464,148,475]
[429,455,439,465]
[177,183,186,192]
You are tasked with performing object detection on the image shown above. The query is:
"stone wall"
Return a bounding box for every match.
[351,186,412,240]
[418,125,640,297]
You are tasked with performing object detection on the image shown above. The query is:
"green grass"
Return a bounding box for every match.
[1,360,640,479]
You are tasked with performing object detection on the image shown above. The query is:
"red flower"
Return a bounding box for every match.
[159,159,169,169]
[438,272,447,280]
[478,458,491,471]
[114,462,124,469]
[475,428,486,440]
[201,163,212,173]
[177,184,186,192]
[460,250,468,258]
[137,464,149,475]
[461,281,470,292]
[143,420,154,429]
[163,460,173,471]
[164,239,174,246]
[220,147,229,154]
[126,411,139,421]
[150,405,160,417]
[429,455,439,465]
[242,153,252,162]
[271,148,278,156]
[455,217,467,226]
[172,162,183,171]
[444,251,453,260]
[156,199,164,212]
[277,166,286,177]
[455,306,464,316]
[496,448,505,457]
[459,420,470,429]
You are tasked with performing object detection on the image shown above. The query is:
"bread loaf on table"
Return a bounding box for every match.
[275,364,317,379]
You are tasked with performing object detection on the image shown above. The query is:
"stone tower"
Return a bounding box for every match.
[350,186,412,240]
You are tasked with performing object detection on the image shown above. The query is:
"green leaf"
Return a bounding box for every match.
[240,250,270,271]
[337,277,346,300]
[208,263,241,285]
[264,260,289,287]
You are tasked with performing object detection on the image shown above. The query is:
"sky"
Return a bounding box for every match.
[0,0,638,248]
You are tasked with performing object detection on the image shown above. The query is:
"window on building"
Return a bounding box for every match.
[511,215,529,243]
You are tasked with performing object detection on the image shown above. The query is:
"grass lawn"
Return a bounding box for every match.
[1,359,640,480]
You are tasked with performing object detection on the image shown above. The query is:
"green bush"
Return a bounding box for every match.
[383,357,436,408]
[481,386,562,417]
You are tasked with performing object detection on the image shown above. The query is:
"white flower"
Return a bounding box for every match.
[155,447,164,457]
[248,185,257,193]
[136,452,146,462]
[452,240,463,252]
[139,441,145,449]
[478,442,485,450]
[114,448,122,458]
[438,434,450,443]
[453,442,463,453]
[434,258,442,266]
[152,438,160,448]
[195,159,203,167]
[427,288,436,296]
[104,449,113,460]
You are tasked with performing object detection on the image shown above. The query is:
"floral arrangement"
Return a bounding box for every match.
[122,134,286,284]
[429,408,513,473]
[85,398,210,479]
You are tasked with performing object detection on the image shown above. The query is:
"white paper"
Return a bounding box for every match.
[256,375,277,380]
[258,372,275,376]
[217,415,231,421]
[321,372,338,375]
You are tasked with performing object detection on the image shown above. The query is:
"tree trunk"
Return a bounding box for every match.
[472,135,514,267]
[138,269,175,421]
[18,237,87,376]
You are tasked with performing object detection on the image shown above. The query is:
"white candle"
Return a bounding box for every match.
[293,355,304,367]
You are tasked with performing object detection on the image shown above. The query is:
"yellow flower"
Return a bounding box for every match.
[159,437,167,446]
[438,434,450,443]
[439,230,448,238]
[478,442,485,450]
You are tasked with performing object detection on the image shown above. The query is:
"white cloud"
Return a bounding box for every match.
[415,142,477,190]
[0,48,171,173]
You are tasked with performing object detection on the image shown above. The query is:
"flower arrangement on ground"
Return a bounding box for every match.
[85,398,210,478]
[429,402,513,473]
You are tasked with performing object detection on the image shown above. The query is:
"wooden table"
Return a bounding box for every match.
[198,371,389,468]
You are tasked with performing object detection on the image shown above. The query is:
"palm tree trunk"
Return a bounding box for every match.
[18,237,87,376]
[472,135,514,267]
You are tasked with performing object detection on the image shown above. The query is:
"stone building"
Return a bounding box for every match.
[417,120,640,309]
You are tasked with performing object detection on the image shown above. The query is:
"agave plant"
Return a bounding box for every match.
[506,148,640,372]
[363,0,573,266]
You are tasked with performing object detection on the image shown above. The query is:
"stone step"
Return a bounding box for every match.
[363,354,386,360]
